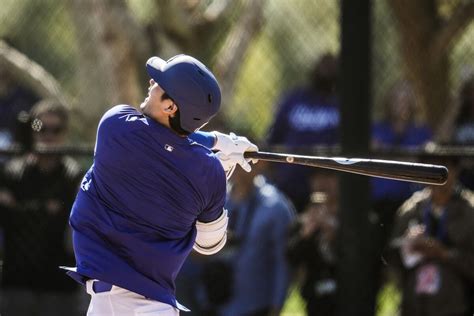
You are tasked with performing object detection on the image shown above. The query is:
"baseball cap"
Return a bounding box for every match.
[146,55,221,132]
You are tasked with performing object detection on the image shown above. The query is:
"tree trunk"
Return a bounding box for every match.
[419,54,449,132]
[214,0,266,106]
[152,0,265,104]
[390,0,446,126]
[389,0,474,139]
[0,40,68,105]
[68,0,144,139]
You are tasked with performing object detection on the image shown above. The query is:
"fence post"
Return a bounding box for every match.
[337,0,376,315]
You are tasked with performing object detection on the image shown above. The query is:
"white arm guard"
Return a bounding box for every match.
[193,209,228,255]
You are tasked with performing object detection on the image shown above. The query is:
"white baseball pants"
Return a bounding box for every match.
[85,280,179,316]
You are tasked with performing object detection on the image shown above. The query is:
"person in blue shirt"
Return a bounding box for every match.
[372,80,432,202]
[266,53,339,212]
[371,80,432,248]
[218,166,295,316]
[371,80,433,302]
[62,54,257,315]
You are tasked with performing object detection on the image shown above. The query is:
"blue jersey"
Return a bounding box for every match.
[266,87,339,210]
[67,105,226,310]
[267,88,339,146]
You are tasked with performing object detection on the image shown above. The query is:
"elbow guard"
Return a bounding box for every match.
[193,209,228,255]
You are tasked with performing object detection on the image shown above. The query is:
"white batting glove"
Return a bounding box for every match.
[212,131,258,173]
[215,152,238,179]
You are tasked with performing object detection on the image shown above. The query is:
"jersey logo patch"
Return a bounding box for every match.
[81,176,92,191]
[119,114,149,126]
[165,144,174,152]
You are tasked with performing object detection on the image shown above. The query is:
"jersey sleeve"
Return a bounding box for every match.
[196,156,227,223]
[189,131,216,149]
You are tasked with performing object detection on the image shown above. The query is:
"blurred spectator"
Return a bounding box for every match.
[388,154,474,316]
[0,65,39,152]
[452,74,474,190]
[202,166,295,316]
[372,80,432,247]
[266,53,339,212]
[287,170,339,316]
[0,99,85,316]
[372,80,432,148]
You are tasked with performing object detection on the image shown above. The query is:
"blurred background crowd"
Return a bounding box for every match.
[0,0,474,315]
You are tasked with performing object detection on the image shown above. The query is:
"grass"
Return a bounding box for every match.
[280,282,401,316]
[281,287,306,316]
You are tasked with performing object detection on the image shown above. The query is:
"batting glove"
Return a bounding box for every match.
[212,131,258,173]
[215,152,238,179]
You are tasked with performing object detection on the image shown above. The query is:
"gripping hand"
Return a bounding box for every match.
[212,132,258,176]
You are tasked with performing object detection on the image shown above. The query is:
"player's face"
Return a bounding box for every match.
[32,113,67,146]
[140,79,175,125]
[140,79,161,111]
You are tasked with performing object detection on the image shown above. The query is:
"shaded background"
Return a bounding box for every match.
[2,0,472,142]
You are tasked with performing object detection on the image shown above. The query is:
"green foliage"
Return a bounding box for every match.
[438,0,465,19]
[281,281,402,316]
[372,0,403,121]
[450,21,474,92]
[1,0,78,94]
[229,0,340,141]
[126,0,158,25]
[228,33,282,139]
[0,0,28,37]
[1,0,473,143]
[266,0,339,86]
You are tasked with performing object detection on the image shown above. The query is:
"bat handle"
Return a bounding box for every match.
[244,151,261,159]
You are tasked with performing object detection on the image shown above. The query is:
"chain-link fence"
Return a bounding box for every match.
[2,0,472,140]
[1,1,474,315]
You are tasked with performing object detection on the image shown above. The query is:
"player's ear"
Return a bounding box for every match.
[164,102,177,115]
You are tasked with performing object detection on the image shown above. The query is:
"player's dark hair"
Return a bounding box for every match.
[310,53,338,98]
[162,93,191,136]
[169,109,191,136]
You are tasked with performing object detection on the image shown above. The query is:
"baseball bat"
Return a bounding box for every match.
[244,151,448,185]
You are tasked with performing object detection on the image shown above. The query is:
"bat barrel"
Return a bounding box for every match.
[244,151,448,185]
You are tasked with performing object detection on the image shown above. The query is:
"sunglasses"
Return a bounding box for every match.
[31,118,65,135]
[37,125,65,135]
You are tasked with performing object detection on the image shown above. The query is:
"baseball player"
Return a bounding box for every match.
[62,54,257,315]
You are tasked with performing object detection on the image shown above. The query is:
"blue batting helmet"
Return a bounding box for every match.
[146,55,221,132]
